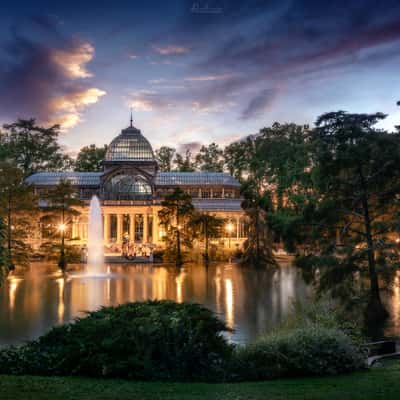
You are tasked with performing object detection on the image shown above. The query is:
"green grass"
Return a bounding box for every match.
[1,364,400,400]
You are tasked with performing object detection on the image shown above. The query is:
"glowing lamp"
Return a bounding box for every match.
[226,222,234,233]
[58,223,66,232]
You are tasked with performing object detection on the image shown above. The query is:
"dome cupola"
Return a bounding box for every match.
[104,119,155,163]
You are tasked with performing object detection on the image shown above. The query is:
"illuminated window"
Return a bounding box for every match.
[103,174,152,200]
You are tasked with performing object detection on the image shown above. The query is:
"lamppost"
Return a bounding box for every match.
[226,222,234,262]
[58,223,67,272]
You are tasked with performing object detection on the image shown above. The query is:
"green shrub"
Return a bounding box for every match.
[276,299,364,344]
[230,325,366,381]
[0,301,232,381]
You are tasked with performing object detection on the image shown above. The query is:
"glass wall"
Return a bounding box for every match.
[148,215,153,243]
[110,214,117,241]
[135,214,144,242]
[123,214,130,236]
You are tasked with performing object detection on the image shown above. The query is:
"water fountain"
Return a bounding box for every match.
[86,195,104,275]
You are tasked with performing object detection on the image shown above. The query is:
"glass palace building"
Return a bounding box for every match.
[26,122,246,256]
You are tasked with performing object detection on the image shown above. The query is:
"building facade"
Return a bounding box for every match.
[26,122,246,256]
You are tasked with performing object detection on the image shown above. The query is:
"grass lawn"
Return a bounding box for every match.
[1,364,400,400]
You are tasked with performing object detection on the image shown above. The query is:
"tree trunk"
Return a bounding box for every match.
[360,187,388,322]
[7,192,14,271]
[255,206,261,259]
[204,220,209,266]
[176,211,182,267]
[59,203,67,272]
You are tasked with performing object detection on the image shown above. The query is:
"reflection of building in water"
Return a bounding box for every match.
[56,277,65,323]
[386,270,400,336]
[26,119,247,258]
[175,270,186,303]
[8,277,20,313]
[225,278,234,330]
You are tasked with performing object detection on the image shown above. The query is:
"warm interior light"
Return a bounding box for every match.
[226,222,234,233]
[58,223,66,232]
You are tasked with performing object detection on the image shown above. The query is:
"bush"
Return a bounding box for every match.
[276,299,364,344]
[230,326,366,381]
[0,301,232,381]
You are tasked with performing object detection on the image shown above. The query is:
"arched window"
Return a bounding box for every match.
[103,174,152,200]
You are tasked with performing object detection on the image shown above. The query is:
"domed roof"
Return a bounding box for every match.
[105,123,155,162]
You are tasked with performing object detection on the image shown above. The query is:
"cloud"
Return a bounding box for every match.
[241,88,277,120]
[0,24,105,130]
[163,0,400,120]
[183,73,234,82]
[153,45,190,55]
[51,42,94,78]
[128,90,171,111]
[177,141,202,154]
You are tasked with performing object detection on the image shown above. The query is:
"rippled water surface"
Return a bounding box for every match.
[1,262,399,345]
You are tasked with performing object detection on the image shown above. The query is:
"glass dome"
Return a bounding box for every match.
[103,174,152,200]
[105,125,155,162]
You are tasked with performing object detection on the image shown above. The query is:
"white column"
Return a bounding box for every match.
[103,214,109,244]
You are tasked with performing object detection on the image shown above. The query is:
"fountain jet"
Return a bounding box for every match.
[87,195,104,274]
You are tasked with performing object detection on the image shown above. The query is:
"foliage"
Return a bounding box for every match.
[38,241,82,263]
[0,119,72,176]
[195,143,224,172]
[0,161,37,269]
[158,188,194,266]
[74,144,107,172]
[0,301,232,381]
[230,326,366,381]
[299,112,400,324]
[42,180,83,271]
[0,217,9,283]
[174,149,197,172]
[274,298,364,344]
[225,124,311,267]
[155,146,176,172]
[225,135,277,267]
[188,212,225,264]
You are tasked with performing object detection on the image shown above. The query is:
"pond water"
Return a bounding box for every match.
[0,262,399,346]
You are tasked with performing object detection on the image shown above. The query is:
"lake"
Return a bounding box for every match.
[1,262,399,346]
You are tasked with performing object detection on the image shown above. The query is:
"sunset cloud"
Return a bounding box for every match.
[51,41,94,78]
[0,26,105,130]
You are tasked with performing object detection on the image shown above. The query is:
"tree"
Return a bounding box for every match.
[0,162,37,271]
[74,144,107,172]
[225,135,277,267]
[158,188,194,267]
[241,180,276,268]
[195,143,224,172]
[0,119,72,176]
[300,111,400,325]
[155,146,176,172]
[43,181,83,272]
[255,123,313,251]
[189,212,225,265]
[174,149,196,172]
[0,217,8,283]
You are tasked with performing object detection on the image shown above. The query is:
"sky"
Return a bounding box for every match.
[1,0,400,155]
